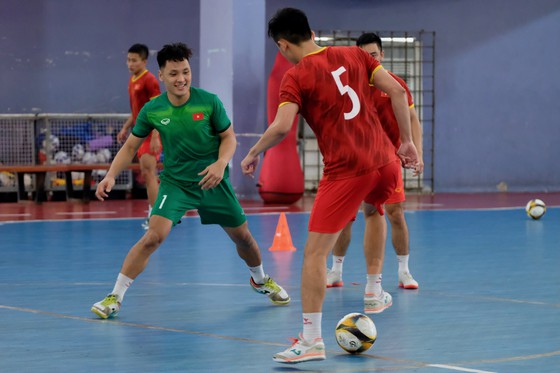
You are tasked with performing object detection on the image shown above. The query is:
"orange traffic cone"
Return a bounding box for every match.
[268,212,297,252]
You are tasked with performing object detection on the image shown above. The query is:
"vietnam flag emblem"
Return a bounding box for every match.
[192,112,204,121]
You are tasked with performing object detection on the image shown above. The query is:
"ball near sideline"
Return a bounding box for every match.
[335,312,377,354]
[525,199,546,220]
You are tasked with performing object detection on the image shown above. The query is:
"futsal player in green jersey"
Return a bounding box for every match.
[92,43,290,319]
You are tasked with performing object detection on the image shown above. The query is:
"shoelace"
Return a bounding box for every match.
[288,337,300,346]
[102,295,119,305]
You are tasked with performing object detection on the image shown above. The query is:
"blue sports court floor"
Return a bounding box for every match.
[0,195,559,372]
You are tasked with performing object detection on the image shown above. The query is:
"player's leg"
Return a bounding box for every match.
[385,201,419,289]
[199,179,290,305]
[362,160,400,314]
[362,203,392,313]
[272,231,338,364]
[91,215,173,319]
[274,176,364,364]
[91,180,185,319]
[327,219,354,288]
[222,222,290,305]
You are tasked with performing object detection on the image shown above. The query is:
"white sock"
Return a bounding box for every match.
[332,255,345,273]
[365,274,382,296]
[249,264,266,284]
[111,273,134,302]
[302,312,322,341]
[397,255,410,274]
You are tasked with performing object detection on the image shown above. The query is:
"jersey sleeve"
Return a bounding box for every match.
[146,74,161,100]
[353,47,382,85]
[278,70,302,111]
[211,95,231,133]
[131,104,152,138]
[391,73,414,107]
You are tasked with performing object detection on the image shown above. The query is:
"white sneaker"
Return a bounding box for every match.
[326,268,343,288]
[398,272,419,289]
[273,333,326,364]
[364,291,392,314]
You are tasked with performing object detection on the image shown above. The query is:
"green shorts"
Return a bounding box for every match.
[151,178,246,228]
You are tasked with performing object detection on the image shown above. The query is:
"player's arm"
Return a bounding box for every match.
[373,69,418,168]
[198,125,236,190]
[410,107,424,175]
[373,69,412,143]
[118,115,135,143]
[96,135,143,200]
[241,102,299,177]
[149,129,162,153]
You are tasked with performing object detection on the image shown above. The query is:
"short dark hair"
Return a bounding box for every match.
[268,8,312,44]
[156,43,193,68]
[128,44,150,60]
[356,33,383,51]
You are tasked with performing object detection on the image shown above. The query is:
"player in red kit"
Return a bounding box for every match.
[327,33,424,290]
[117,44,162,229]
[241,8,418,363]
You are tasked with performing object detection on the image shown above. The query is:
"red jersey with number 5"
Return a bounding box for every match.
[129,70,161,121]
[279,46,397,180]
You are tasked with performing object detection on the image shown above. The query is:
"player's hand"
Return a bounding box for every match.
[198,161,226,190]
[413,159,424,177]
[241,154,260,178]
[96,176,116,201]
[117,129,128,144]
[397,141,419,170]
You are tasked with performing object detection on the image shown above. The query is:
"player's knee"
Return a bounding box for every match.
[386,204,406,226]
[138,229,164,253]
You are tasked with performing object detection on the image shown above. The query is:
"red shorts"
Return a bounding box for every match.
[137,132,162,161]
[308,159,401,233]
[384,165,405,204]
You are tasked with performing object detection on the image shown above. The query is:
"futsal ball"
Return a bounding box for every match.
[335,312,377,354]
[82,152,96,164]
[96,148,112,163]
[525,199,546,220]
[41,134,60,152]
[54,151,71,164]
[71,144,85,161]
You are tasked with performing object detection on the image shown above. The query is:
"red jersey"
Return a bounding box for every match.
[129,70,160,121]
[279,46,397,180]
[372,71,414,149]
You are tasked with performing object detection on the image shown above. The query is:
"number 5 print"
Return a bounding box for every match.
[331,66,360,120]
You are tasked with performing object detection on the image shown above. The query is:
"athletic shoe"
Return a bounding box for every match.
[273,333,326,364]
[326,268,343,288]
[91,294,121,319]
[364,291,393,314]
[398,271,419,289]
[141,218,149,230]
[250,275,290,305]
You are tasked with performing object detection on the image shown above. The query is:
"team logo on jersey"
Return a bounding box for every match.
[192,112,204,121]
[160,118,170,125]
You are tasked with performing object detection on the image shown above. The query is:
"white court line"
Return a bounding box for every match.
[55,211,117,215]
[428,364,497,373]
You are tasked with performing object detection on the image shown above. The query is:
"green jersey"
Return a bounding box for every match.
[133,87,231,184]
